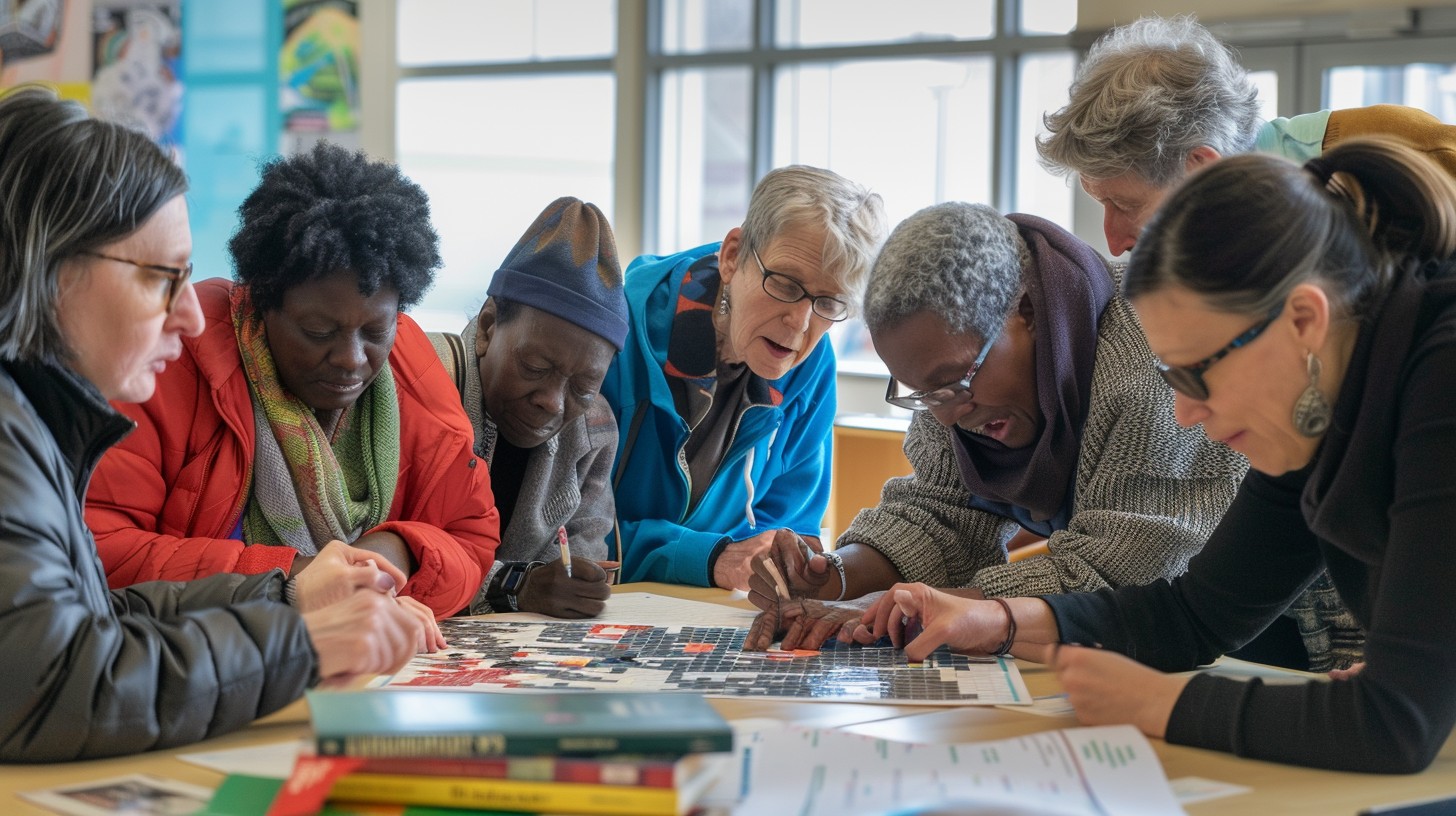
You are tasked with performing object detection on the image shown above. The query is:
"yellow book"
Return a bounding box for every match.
[327,766,720,816]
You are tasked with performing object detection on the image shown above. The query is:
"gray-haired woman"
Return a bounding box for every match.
[1038,14,1456,257]
[0,85,425,761]
[601,165,887,589]
[745,202,1245,652]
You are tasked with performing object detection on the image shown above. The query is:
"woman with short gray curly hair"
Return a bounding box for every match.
[603,164,887,590]
[1039,15,1456,258]
[743,201,1247,656]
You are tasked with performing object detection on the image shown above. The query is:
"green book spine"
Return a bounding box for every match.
[315,731,730,758]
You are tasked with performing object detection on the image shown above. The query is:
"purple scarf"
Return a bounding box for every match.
[950,213,1114,523]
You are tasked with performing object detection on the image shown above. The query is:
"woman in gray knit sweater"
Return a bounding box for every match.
[746,203,1262,651]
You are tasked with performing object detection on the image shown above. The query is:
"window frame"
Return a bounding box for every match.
[638,0,1076,255]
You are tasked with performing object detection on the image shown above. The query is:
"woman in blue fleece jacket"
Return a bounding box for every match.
[603,166,886,588]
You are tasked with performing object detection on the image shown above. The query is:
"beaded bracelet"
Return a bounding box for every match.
[821,550,848,602]
[990,597,1017,656]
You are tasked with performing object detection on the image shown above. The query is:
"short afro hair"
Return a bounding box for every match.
[864,202,1025,343]
[229,141,440,313]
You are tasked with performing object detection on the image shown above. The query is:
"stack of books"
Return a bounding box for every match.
[272,690,733,816]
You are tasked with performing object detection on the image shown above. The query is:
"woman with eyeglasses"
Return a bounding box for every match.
[0,86,429,761]
[600,165,887,588]
[744,201,1245,652]
[86,141,499,622]
[850,139,1456,772]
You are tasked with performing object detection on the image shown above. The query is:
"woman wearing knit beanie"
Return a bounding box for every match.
[601,165,888,589]
[450,196,627,618]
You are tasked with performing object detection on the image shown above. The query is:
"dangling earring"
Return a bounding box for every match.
[718,289,731,316]
[1292,350,1332,437]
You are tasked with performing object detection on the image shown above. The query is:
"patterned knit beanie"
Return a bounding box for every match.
[487,197,629,349]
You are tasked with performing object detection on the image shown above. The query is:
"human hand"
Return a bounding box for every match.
[291,540,406,612]
[846,583,1006,661]
[1329,661,1366,681]
[713,528,805,590]
[1053,646,1188,738]
[743,598,868,651]
[747,529,835,610]
[394,594,448,652]
[517,558,612,618]
[303,590,422,683]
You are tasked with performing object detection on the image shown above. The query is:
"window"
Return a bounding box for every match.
[395,0,617,331]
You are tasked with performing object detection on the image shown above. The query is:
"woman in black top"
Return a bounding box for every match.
[852,137,1456,773]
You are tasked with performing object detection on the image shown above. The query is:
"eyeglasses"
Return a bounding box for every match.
[885,320,1003,411]
[82,251,193,314]
[1156,303,1283,400]
[751,248,850,322]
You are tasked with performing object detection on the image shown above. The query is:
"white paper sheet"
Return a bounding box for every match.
[487,591,761,628]
[177,739,306,779]
[705,723,1186,816]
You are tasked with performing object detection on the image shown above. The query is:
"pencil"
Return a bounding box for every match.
[761,557,790,600]
[557,526,572,578]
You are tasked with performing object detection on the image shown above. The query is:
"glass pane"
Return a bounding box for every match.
[773,57,993,230]
[398,0,615,67]
[397,74,615,331]
[777,0,994,48]
[1250,69,1279,122]
[1326,63,1456,123]
[661,0,753,54]
[1017,51,1075,226]
[1021,0,1076,35]
[656,67,753,253]
[773,58,993,371]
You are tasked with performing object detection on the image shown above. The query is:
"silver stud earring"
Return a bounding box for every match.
[1292,350,1332,437]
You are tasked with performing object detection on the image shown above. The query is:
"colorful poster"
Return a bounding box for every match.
[0,0,91,99]
[91,0,183,157]
[280,0,359,154]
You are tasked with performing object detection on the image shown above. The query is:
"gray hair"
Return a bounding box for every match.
[0,85,187,364]
[1037,15,1262,185]
[863,202,1027,343]
[740,165,888,309]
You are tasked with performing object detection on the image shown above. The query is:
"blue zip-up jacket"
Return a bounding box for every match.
[602,242,837,586]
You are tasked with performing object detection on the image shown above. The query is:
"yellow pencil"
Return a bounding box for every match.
[557,526,573,578]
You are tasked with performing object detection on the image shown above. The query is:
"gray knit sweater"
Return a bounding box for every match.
[456,317,619,615]
[841,296,1247,598]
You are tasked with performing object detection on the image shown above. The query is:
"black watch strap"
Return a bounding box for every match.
[486,561,543,613]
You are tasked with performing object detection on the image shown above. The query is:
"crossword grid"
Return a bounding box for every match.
[379,620,1030,706]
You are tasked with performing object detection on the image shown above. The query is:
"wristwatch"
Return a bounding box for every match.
[820,550,848,602]
[490,561,544,613]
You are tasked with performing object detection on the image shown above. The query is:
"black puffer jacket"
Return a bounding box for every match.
[0,359,317,762]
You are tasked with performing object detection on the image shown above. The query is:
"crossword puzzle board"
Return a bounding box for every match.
[378,619,1031,706]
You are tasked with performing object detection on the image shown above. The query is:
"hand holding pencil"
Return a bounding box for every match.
[507,527,613,619]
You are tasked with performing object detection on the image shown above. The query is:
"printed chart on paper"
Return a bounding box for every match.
[378,619,1031,706]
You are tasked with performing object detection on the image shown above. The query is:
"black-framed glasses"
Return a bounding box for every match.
[751,248,850,322]
[885,320,1003,411]
[1156,303,1284,400]
[82,251,193,314]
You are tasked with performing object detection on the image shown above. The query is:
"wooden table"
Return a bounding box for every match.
[2,583,1452,815]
